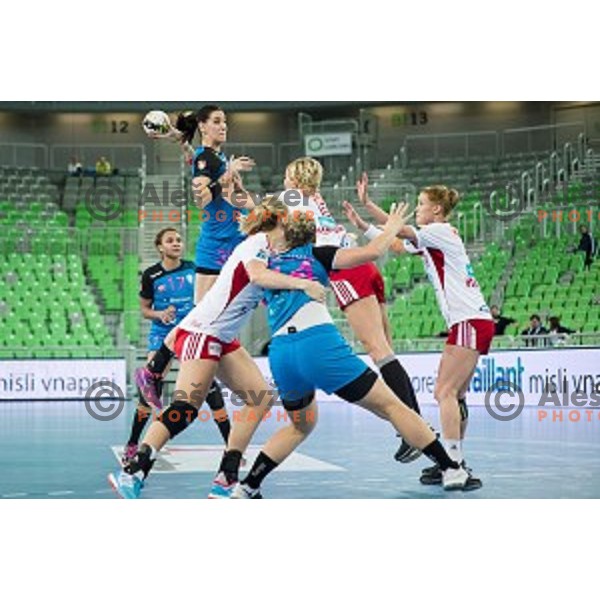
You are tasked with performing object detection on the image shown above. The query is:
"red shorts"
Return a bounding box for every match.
[329,263,385,310]
[174,328,241,363]
[447,319,495,355]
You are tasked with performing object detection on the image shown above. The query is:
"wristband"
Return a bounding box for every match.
[364,224,384,241]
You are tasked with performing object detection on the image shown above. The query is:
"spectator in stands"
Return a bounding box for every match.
[521,314,548,348]
[576,225,595,271]
[548,316,575,335]
[95,156,112,176]
[67,156,83,176]
[491,305,516,336]
[548,316,576,346]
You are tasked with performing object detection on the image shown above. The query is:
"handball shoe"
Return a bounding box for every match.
[108,471,144,499]
[231,483,263,499]
[208,472,237,499]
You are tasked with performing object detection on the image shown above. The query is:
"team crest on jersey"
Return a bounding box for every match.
[196,159,207,171]
[157,285,166,293]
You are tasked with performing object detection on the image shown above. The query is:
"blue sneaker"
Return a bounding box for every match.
[208,472,236,499]
[108,471,144,499]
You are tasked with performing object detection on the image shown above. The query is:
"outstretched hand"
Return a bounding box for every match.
[356,172,371,207]
[383,202,414,236]
[342,200,368,232]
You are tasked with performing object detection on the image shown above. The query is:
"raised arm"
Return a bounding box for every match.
[356,172,392,225]
[332,202,413,269]
[342,201,408,255]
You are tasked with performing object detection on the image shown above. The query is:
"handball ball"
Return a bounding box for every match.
[142,110,171,136]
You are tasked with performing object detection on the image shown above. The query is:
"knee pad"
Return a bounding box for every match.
[160,401,198,438]
[458,397,469,422]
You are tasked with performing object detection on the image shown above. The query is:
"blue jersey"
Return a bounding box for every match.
[140,260,195,348]
[192,146,247,271]
[263,244,338,332]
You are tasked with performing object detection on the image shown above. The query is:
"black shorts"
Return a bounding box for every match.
[196,266,221,276]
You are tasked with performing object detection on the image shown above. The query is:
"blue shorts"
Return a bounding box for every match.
[269,324,371,404]
[147,327,172,352]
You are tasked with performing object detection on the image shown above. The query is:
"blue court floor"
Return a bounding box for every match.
[0,400,599,499]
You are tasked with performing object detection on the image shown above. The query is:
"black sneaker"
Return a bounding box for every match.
[420,462,483,490]
[394,438,423,464]
[420,464,442,485]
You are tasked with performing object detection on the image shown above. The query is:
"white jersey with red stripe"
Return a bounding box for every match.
[403,222,492,328]
[177,233,269,342]
[301,192,352,248]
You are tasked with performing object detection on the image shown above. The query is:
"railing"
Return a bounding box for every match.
[502,122,585,156]
[403,130,499,163]
[0,143,48,168]
[50,143,146,173]
[390,332,600,353]
[0,142,147,174]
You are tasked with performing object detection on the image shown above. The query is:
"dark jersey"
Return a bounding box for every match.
[191,145,247,271]
[140,260,196,331]
[192,146,227,181]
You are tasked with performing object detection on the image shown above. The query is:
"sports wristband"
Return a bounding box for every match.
[364,224,384,241]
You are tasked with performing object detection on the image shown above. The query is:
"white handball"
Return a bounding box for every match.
[142,110,171,137]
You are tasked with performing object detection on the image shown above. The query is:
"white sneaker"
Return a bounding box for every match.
[442,466,469,491]
[231,482,263,499]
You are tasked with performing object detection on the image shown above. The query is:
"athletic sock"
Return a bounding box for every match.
[219,450,243,484]
[422,439,460,471]
[204,382,231,443]
[443,438,463,464]
[243,452,278,490]
[377,356,421,415]
[127,405,151,446]
[147,343,174,375]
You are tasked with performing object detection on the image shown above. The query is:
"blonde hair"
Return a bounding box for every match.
[286,157,323,194]
[422,185,460,216]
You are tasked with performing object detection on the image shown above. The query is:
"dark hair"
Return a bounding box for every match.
[549,316,560,327]
[530,314,541,322]
[176,105,224,144]
[197,104,223,123]
[155,227,179,248]
[175,111,199,145]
